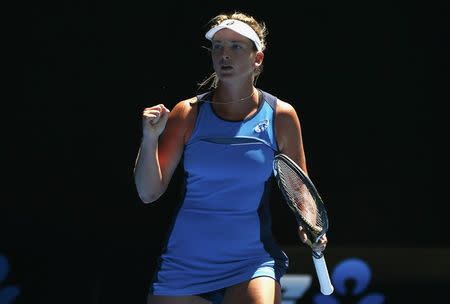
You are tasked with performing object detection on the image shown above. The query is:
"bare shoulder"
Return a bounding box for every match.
[275,98,304,158]
[170,96,199,119]
[275,98,300,123]
[167,96,199,143]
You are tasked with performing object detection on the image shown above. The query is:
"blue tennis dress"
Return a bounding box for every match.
[150,90,289,296]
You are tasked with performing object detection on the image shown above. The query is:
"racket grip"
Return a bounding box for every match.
[312,254,334,295]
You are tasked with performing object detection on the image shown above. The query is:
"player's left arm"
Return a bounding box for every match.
[275,99,327,250]
[275,99,308,174]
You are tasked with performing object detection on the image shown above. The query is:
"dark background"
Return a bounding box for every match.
[4,0,449,303]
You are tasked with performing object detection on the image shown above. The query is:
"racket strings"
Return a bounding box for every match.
[277,161,325,233]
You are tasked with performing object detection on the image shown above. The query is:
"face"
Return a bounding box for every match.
[210,28,264,84]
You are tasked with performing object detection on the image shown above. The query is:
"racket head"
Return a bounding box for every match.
[273,153,329,243]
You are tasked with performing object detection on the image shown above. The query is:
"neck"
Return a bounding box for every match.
[212,84,257,104]
[209,85,260,121]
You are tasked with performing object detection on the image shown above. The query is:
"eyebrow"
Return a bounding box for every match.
[212,40,247,44]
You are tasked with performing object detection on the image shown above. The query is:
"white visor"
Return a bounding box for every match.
[205,19,262,51]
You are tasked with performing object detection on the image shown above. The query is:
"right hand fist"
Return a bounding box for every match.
[142,104,170,138]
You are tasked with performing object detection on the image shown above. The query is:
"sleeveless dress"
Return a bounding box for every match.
[150,89,289,296]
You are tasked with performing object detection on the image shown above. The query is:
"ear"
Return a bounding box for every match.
[254,51,264,67]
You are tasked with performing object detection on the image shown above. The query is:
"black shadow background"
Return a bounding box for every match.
[4,1,449,303]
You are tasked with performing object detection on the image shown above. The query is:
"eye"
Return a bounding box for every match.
[231,43,243,50]
[212,43,223,51]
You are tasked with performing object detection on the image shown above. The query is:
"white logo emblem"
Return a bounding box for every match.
[254,119,269,133]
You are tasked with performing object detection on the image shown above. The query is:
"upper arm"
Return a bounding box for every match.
[157,98,197,188]
[275,100,308,174]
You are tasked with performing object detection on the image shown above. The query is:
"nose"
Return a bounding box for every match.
[222,47,231,60]
[221,51,230,60]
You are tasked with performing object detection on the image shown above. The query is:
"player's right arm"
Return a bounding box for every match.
[133,100,196,203]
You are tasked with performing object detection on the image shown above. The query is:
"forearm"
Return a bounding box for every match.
[133,137,166,203]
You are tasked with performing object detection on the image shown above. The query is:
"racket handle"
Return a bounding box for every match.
[312,254,334,295]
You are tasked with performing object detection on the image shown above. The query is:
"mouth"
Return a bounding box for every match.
[220,65,234,72]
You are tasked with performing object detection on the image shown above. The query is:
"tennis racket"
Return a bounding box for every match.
[273,153,334,295]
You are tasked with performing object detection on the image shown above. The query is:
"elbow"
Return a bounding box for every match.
[138,193,160,204]
[135,185,166,204]
[133,173,168,204]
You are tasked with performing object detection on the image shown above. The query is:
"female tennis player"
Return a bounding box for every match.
[134,11,328,304]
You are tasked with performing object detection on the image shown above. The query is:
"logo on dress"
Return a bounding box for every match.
[254,119,269,133]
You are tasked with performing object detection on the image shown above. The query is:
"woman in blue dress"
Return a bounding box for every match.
[134,11,328,304]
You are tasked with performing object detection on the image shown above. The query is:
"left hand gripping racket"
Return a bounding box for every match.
[273,153,334,295]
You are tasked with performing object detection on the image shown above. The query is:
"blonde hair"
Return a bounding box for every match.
[198,12,268,90]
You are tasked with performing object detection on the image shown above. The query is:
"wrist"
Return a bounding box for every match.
[140,134,159,148]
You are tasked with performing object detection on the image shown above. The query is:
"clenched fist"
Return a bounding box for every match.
[142,104,170,139]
